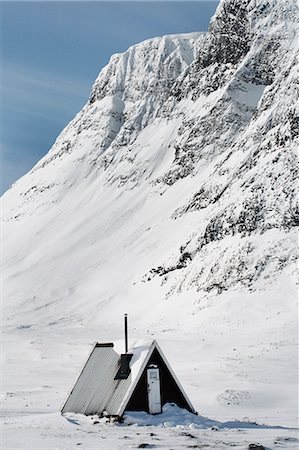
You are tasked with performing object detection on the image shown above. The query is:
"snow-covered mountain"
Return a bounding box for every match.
[2,0,298,434]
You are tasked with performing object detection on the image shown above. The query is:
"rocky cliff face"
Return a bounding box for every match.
[3,0,298,323]
[2,0,298,424]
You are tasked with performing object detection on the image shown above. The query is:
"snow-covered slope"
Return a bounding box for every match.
[2,0,298,436]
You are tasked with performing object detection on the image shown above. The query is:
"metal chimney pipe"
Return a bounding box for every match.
[124,313,128,353]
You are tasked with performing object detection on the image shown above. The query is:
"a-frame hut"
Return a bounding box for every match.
[61,340,196,418]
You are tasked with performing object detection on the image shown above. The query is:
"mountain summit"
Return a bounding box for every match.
[2,0,298,425]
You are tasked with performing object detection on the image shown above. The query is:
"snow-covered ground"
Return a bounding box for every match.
[1,0,298,447]
[1,302,298,449]
[2,405,299,450]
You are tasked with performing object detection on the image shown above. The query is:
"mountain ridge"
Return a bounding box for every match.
[2,0,298,425]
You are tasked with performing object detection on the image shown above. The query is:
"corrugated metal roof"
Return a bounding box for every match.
[104,374,132,415]
[61,340,196,417]
[61,341,154,416]
[61,344,119,415]
[84,346,119,415]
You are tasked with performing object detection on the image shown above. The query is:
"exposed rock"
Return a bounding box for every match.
[2,0,298,322]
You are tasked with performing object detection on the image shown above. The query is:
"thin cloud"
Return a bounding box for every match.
[1,63,92,97]
[1,63,92,122]
[0,0,219,195]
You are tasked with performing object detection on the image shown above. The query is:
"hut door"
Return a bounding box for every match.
[147,365,162,414]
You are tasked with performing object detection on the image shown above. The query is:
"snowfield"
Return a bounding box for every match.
[1,306,298,449]
[2,406,299,450]
[1,0,298,448]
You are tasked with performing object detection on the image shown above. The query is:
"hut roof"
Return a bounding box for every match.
[61,340,195,417]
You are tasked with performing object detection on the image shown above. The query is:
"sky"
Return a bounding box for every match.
[0,1,219,195]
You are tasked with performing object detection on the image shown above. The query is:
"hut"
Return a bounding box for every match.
[61,339,196,418]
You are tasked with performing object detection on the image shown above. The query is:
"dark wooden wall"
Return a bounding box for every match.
[125,348,192,413]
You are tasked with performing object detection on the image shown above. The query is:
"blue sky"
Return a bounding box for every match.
[0,1,219,194]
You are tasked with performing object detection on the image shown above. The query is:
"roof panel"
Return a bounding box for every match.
[61,344,119,415]
[84,347,120,415]
[61,340,195,417]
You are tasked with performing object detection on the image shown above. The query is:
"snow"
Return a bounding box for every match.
[1,0,298,448]
[2,406,298,449]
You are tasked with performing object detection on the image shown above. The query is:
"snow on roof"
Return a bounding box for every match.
[61,340,195,417]
[103,341,155,416]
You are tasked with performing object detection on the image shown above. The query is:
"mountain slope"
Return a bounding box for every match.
[2,0,298,426]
